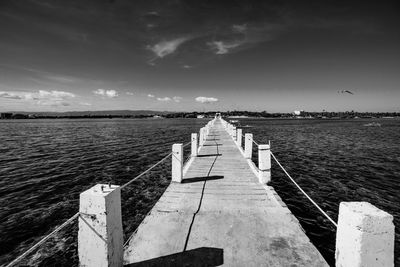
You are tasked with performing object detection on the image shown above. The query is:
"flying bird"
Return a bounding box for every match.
[337,90,354,95]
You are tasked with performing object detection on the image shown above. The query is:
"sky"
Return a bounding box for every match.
[0,0,399,112]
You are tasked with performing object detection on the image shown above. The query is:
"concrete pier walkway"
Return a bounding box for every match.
[124,119,328,266]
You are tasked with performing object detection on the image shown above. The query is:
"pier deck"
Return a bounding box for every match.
[124,120,328,266]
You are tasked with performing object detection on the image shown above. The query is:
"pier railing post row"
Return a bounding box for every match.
[78,184,123,267]
[237,128,242,148]
[172,143,183,183]
[335,202,395,267]
[232,126,237,140]
[244,133,253,159]
[191,133,198,157]
[258,144,271,184]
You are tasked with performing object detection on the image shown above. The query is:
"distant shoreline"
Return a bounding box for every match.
[1,115,399,120]
[1,110,399,120]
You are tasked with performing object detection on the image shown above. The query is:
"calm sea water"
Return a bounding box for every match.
[244,118,400,266]
[0,118,399,266]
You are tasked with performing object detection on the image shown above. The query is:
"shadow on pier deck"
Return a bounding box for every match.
[123,120,328,266]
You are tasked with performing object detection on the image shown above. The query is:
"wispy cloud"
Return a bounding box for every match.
[173,96,182,102]
[148,37,190,58]
[232,24,247,34]
[157,97,171,101]
[208,41,242,55]
[195,96,219,103]
[0,90,76,106]
[147,94,155,98]
[126,92,134,95]
[0,92,24,99]
[93,89,118,98]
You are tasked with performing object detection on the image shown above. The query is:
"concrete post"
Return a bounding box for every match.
[199,128,204,146]
[172,143,183,183]
[232,127,237,141]
[237,129,242,147]
[78,184,123,267]
[203,127,207,142]
[191,133,198,157]
[245,133,253,159]
[335,202,394,267]
[258,144,271,184]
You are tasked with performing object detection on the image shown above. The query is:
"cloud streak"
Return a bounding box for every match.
[195,96,219,103]
[157,97,171,101]
[0,90,76,106]
[93,89,118,98]
[208,41,242,55]
[148,37,190,58]
[173,96,182,102]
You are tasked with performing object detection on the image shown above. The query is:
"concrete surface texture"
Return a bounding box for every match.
[79,184,123,267]
[124,119,328,266]
[335,202,394,267]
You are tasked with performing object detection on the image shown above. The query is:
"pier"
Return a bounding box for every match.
[6,116,395,267]
[123,117,328,266]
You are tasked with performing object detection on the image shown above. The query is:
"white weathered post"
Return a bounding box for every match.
[203,127,208,142]
[245,133,253,159]
[199,128,204,146]
[258,144,271,184]
[232,126,237,141]
[237,129,242,147]
[191,133,198,157]
[78,184,123,267]
[172,143,183,183]
[335,202,394,267]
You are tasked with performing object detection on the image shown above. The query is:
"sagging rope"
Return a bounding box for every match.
[120,152,172,189]
[270,151,338,228]
[120,141,190,190]
[5,212,80,267]
[252,139,259,146]
[7,140,192,266]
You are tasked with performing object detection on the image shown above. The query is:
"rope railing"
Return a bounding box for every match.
[183,140,191,148]
[6,139,193,266]
[270,151,337,227]
[5,212,80,267]
[120,141,191,190]
[226,124,337,228]
[120,152,173,190]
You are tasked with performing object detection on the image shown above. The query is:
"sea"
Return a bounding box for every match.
[0,118,399,266]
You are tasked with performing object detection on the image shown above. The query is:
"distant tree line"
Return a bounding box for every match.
[1,111,399,120]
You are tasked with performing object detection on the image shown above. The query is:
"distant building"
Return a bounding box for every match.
[294,110,302,116]
[197,114,205,119]
[1,113,13,119]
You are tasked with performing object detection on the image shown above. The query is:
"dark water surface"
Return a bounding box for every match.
[0,118,399,266]
[0,118,203,266]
